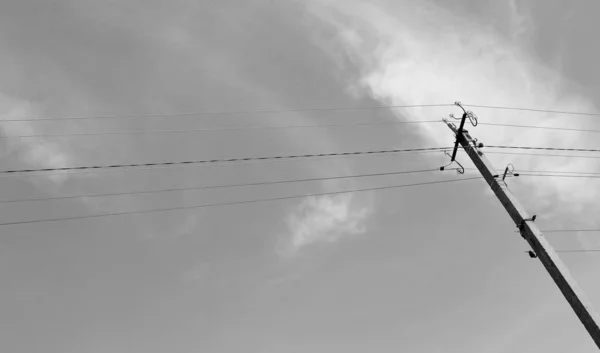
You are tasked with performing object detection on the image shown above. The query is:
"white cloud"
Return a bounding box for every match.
[305,0,600,230]
[303,2,600,347]
[0,93,73,184]
[279,193,368,256]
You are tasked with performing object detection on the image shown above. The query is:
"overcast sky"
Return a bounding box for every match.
[1,1,600,352]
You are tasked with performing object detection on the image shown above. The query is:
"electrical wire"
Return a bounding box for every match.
[513,229,600,235]
[0,176,482,227]
[479,123,600,134]
[0,150,450,179]
[0,149,446,179]
[0,104,454,123]
[0,168,445,204]
[3,103,600,124]
[4,121,600,140]
[465,167,600,176]
[0,120,441,139]
[479,151,600,159]
[3,145,599,175]
[519,173,600,179]
[512,169,600,175]
[0,147,453,174]
[556,250,600,253]
[485,145,600,153]
[541,229,600,233]
[462,104,600,117]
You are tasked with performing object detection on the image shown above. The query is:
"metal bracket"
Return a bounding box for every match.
[518,215,537,238]
[442,118,457,130]
[502,164,515,181]
[526,250,538,259]
[448,101,478,162]
[439,150,465,174]
[455,101,479,126]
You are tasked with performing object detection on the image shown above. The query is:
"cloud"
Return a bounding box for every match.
[303,2,600,347]
[305,0,600,230]
[0,93,73,184]
[279,193,368,256]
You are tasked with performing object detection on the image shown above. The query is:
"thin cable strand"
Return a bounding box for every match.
[542,229,600,233]
[519,173,600,179]
[0,176,482,227]
[480,151,600,159]
[0,120,442,138]
[0,147,452,174]
[485,145,600,153]
[0,104,454,122]
[514,169,600,175]
[4,146,600,175]
[3,103,600,124]
[0,168,444,204]
[0,149,448,179]
[557,250,600,253]
[465,167,600,176]
[479,123,600,134]
[5,121,600,139]
[463,104,600,117]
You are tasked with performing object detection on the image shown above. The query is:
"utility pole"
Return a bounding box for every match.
[443,102,600,349]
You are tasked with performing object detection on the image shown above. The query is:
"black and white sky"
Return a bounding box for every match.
[1,0,600,352]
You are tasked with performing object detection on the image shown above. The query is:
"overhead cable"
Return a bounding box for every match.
[0,168,447,204]
[0,147,452,174]
[485,145,600,153]
[0,176,482,227]
[0,149,450,179]
[465,168,600,178]
[479,151,600,159]
[514,169,600,175]
[462,104,600,117]
[0,104,453,123]
[519,173,600,179]
[479,123,600,134]
[556,250,600,253]
[0,120,440,139]
[3,103,600,123]
[540,229,600,233]
[3,121,600,139]
[3,145,600,175]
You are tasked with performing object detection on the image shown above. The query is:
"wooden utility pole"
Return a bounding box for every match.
[443,104,600,349]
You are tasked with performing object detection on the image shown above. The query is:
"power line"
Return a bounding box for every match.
[3,145,599,175]
[0,104,454,123]
[0,120,441,139]
[541,229,600,233]
[0,168,444,204]
[0,149,449,179]
[519,173,600,179]
[2,151,535,181]
[0,176,482,227]
[465,168,600,177]
[0,149,445,179]
[4,121,600,140]
[463,104,600,117]
[480,151,600,159]
[3,103,600,124]
[514,169,600,175]
[0,147,452,174]
[479,123,600,134]
[556,250,600,253]
[485,145,600,153]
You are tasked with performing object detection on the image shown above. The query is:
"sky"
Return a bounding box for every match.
[1,0,600,352]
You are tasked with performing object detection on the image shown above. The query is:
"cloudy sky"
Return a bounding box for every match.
[1,0,600,352]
